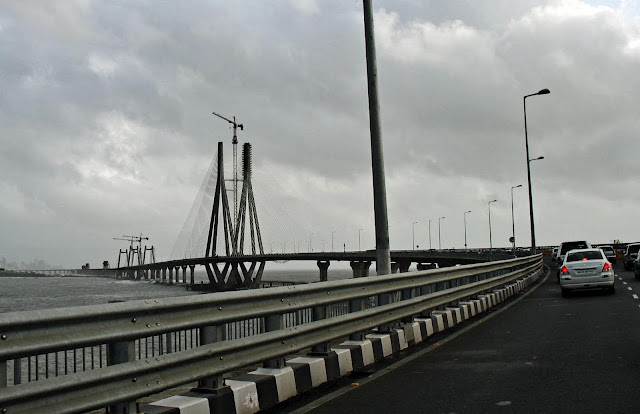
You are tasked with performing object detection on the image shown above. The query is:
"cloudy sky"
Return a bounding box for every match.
[1,0,639,268]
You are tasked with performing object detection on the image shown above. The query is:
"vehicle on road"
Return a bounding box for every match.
[556,240,591,279]
[559,248,615,297]
[551,247,558,261]
[623,243,640,271]
[599,245,616,264]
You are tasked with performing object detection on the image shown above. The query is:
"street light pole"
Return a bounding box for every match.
[524,88,550,255]
[428,219,432,250]
[488,199,497,257]
[363,0,391,276]
[359,228,363,251]
[332,231,336,252]
[309,232,313,253]
[438,217,445,250]
[464,211,471,250]
[412,221,418,250]
[511,185,523,256]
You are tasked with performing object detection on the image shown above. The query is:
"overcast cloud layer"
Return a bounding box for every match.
[1,1,639,268]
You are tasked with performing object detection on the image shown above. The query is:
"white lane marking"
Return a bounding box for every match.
[633,294,639,300]
[623,281,628,285]
[628,287,633,291]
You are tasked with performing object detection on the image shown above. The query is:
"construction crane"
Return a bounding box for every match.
[212,110,243,221]
[113,234,149,267]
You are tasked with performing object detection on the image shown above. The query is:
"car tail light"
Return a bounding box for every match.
[561,266,569,274]
[603,262,612,271]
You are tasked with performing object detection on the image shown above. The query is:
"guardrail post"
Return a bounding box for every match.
[264,314,285,368]
[1,360,7,388]
[312,304,328,352]
[107,340,136,413]
[13,358,21,385]
[349,297,366,340]
[198,325,226,388]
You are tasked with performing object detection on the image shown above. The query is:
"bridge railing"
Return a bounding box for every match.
[0,255,542,413]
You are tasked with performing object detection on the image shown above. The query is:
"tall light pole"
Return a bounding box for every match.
[511,185,523,256]
[524,88,550,255]
[464,211,471,251]
[488,199,497,257]
[438,217,445,250]
[331,231,336,252]
[363,0,391,276]
[309,232,313,253]
[359,228,363,251]
[412,221,418,250]
[428,219,432,250]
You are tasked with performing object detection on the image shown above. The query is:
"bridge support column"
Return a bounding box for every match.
[168,267,174,284]
[350,261,371,278]
[398,261,411,273]
[182,266,187,284]
[107,340,136,413]
[199,325,226,388]
[391,262,400,273]
[162,267,166,283]
[317,260,330,282]
[189,265,196,286]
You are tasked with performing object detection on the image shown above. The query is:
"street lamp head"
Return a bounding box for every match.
[440,216,446,220]
[465,210,471,213]
[529,156,545,162]
[513,184,523,189]
[489,199,497,204]
[537,89,550,95]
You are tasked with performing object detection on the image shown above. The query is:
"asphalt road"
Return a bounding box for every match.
[302,262,640,414]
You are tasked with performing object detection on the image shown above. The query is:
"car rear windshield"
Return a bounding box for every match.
[567,251,604,262]
[627,244,640,254]
[561,242,589,255]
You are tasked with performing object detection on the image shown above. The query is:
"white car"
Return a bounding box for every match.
[559,248,615,297]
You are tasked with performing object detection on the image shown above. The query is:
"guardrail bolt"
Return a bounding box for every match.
[131,318,137,323]
[218,307,222,311]
[132,378,137,382]
[1,334,6,340]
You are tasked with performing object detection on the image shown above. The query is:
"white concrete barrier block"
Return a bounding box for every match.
[149,395,210,414]
[395,328,408,350]
[225,380,260,414]
[459,303,470,319]
[446,307,463,324]
[366,333,393,357]
[330,347,354,376]
[251,366,297,403]
[342,339,375,366]
[404,322,422,344]
[285,357,327,388]
[459,301,476,317]
[414,317,435,337]
[430,313,445,332]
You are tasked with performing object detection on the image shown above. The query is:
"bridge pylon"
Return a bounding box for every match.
[203,142,265,290]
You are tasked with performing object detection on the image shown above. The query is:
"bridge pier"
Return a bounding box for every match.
[168,267,174,284]
[391,262,400,273]
[317,261,330,282]
[189,265,195,286]
[162,267,166,283]
[182,266,187,284]
[350,261,371,278]
[398,260,411,273]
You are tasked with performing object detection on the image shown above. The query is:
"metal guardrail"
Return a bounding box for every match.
[0,255,542,413]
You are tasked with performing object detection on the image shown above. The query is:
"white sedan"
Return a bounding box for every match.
[559,248,615,297]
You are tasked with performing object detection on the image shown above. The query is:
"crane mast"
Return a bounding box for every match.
[212,111,243,223]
